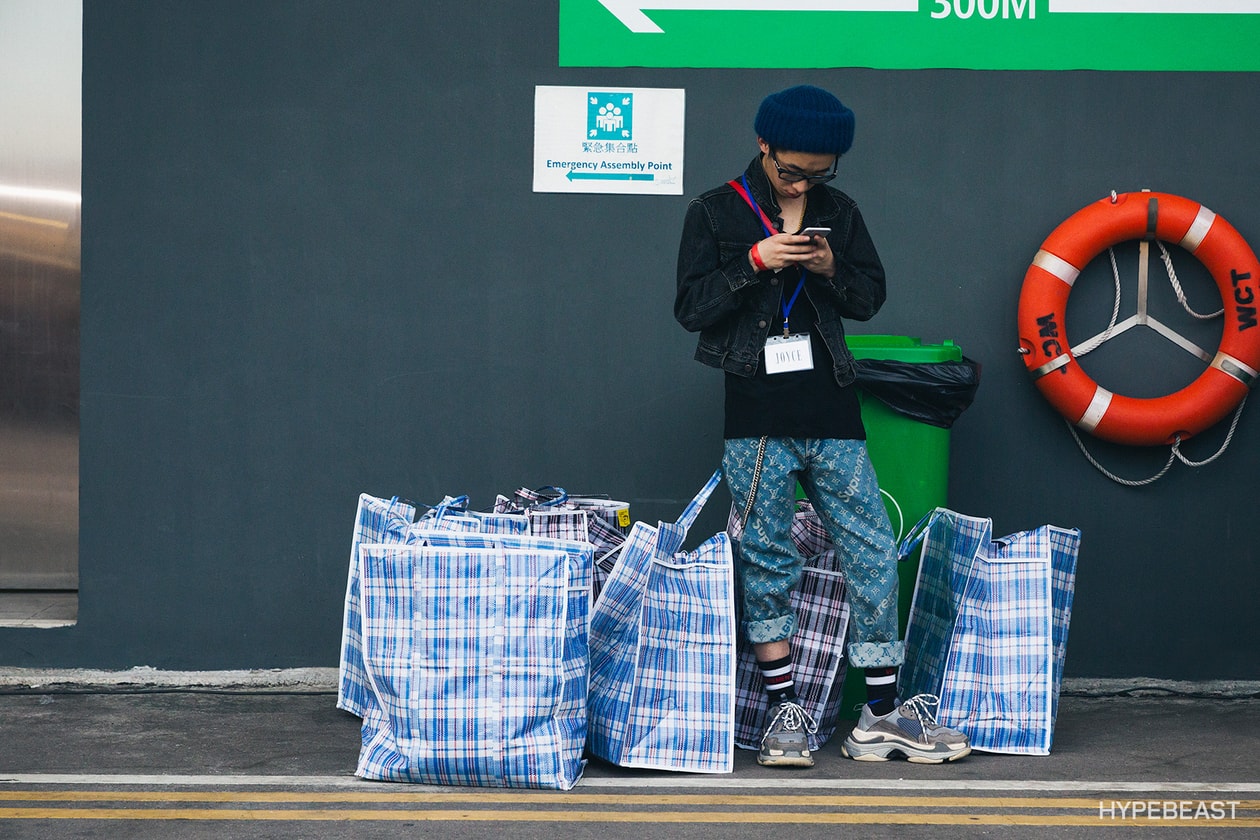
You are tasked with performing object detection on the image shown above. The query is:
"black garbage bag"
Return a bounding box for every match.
[852,357,981,429]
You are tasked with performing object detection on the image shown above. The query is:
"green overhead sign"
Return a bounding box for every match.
[560,1,1260,70]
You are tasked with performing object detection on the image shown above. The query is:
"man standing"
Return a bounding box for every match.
[674,85,970,767]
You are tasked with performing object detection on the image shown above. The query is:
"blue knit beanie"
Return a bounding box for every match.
[754,85,855,155]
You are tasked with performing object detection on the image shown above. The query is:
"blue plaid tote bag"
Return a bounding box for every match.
[586,469,737,773]
[355,531,592,789]
[899,508,1081,755]
[338,494,415,718]
[339,493,527,719]
[728,501,851,751]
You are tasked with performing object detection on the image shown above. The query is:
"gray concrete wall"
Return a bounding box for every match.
[3,1,1257,679]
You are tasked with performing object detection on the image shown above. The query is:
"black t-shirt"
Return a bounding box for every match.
[723,286,866,440]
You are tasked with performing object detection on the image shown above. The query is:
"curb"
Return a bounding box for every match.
[0,666,338,691]
[1,668,1258,698]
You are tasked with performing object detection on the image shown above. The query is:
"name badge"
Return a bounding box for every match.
[764,333,814,375]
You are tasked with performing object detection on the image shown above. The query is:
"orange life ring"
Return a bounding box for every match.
[1017,191,1260,446]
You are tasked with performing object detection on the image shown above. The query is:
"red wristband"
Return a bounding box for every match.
[750,242,767,272]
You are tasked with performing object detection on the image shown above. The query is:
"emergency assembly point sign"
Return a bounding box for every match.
[533,86,685,195]
[560,1,1260,71]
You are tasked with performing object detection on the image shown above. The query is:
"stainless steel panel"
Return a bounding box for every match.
[0,1,81,591]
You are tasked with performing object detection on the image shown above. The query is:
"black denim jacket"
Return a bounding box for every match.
[674,156,886,387]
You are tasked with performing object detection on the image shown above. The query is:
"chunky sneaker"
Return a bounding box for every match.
[758,701,818,767]
[841,694,971,764]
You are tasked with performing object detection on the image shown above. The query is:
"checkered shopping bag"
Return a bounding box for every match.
[355,531,592,789]
[899,508,1081,755]
[586,469,737,773]
[337,494,415,718]
[338,493,528,719]
[727,501,851,751]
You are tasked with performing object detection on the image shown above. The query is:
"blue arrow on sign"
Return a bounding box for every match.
[567,171,656,181]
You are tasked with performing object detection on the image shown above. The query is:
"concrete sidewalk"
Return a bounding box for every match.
[0,671,1256,837]
[0,671,1256,785]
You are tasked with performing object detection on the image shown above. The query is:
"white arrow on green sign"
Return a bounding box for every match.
[559,0,1260,70]
[598,1,917,34]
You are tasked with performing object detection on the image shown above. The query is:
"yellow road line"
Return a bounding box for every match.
[0,807,1257,825]
[0,790,1257,810]
[3,789,1254,826]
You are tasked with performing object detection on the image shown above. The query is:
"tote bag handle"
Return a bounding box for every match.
[676,469,723,532]
[897,507,946,561]
[414,494,471,527]
[655,469,724,557]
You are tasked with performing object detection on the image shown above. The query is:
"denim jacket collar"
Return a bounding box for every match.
[740,154,838,233]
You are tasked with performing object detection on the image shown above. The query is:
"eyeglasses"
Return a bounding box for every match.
[769,149,838,184]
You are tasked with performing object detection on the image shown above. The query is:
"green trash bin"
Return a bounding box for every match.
[835,335,968,718]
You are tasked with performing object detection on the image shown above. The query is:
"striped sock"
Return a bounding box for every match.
[758,655,798,706]
[865,667,898,716]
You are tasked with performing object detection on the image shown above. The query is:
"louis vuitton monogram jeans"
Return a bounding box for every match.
[723,437,904,668]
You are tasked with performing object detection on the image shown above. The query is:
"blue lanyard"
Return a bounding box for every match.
[739,174,807,336]
[780,271,807,337]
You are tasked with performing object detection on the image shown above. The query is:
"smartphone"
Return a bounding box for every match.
[800,226,831,239]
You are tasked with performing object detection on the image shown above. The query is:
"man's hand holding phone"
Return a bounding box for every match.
[750,227,834,275]
[796,227,835,278]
